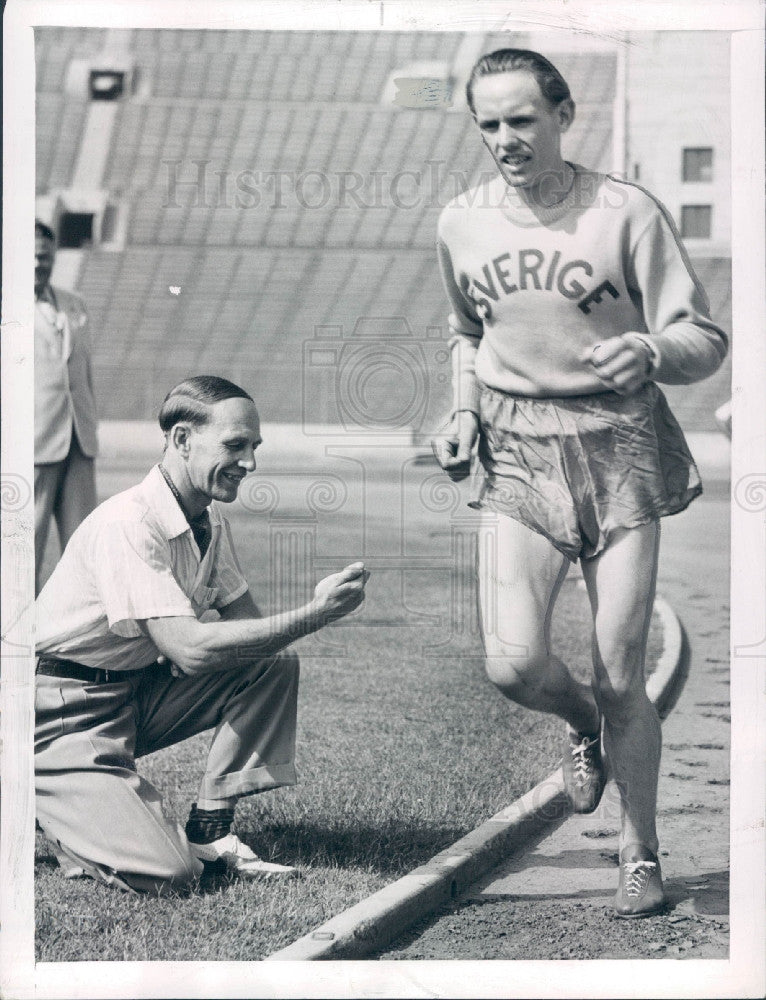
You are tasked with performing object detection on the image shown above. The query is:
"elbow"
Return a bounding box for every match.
[654,332,728,385]
[173,652,209,675]
[655,358,722,386]
[170,634,222,675]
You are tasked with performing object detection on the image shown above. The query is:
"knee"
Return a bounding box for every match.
[121,857,203,894]
[125,831,206,891]
[244,647,300,693]
[166,852,205,884]
[484,648,546,700]
[280,647,300,671]
[594,631,644,672]
[243,648,299,681]
[40,829,204,894]
[594,666,645,716]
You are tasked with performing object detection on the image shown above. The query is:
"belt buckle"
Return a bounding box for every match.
[102,669,112,683]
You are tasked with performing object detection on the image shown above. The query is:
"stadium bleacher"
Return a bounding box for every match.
[35,28,730,430]
[35,97,89,193]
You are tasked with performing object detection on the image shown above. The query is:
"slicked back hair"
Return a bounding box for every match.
[158,375,254,435]
[466,48,572,115]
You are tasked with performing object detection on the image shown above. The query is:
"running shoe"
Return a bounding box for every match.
[614,843,666,917]
[562,727,606,813]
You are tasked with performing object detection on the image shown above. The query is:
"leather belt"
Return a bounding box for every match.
[36,655,146,684]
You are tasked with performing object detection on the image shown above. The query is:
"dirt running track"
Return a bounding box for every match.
[379,480,731,962]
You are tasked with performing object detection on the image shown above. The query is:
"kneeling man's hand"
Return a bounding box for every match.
[313,562,369,624]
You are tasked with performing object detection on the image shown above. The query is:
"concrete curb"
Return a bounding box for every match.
[265,594,686,961]
[647,595,685,713]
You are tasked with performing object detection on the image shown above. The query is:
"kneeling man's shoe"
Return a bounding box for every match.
[614,844,666,918]
[562,728,606,813]
[189,832,297,878]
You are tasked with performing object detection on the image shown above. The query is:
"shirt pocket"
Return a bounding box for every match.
[191,583,218,618]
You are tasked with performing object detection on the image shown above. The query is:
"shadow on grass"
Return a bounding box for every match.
[240,818,469,875]
[36,815,469,895]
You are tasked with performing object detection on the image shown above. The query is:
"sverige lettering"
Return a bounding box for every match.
[467,249,620,319]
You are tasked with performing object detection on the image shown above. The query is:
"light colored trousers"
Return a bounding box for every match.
[35,652,299,893]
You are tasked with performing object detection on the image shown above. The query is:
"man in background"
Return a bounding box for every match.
[34,219,99,594]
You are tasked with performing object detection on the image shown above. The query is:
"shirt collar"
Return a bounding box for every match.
[497,162,588,227]
[140,464,222,541]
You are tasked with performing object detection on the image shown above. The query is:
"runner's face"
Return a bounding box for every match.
[187,398,262,504]
[35,235,55,296]
[471,71,573,193]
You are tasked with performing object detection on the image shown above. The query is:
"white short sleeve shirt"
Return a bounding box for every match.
[36,465,249,670]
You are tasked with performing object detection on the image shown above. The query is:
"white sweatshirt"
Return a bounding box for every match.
[437,165,728,412]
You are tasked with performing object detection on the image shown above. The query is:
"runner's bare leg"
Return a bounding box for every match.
[581,521,662,853]
[478,512,600,733]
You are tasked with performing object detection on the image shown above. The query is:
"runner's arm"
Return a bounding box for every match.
[437,238,484,416]
[627,210,728,384]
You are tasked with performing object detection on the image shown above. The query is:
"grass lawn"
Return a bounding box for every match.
[34,459,662,962]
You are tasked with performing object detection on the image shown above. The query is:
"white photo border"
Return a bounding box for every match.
[2,1,764,997]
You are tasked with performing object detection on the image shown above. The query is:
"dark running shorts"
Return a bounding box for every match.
[469,382,702,562]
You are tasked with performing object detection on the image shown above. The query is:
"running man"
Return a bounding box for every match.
[433,49,727,917]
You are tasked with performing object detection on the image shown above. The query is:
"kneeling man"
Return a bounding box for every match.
[35,375,368,892]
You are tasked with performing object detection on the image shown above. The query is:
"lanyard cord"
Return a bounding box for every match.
[157,463,212,558]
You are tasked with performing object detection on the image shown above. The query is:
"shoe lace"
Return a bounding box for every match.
[570,736,598,786]
[623,860,657,897]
